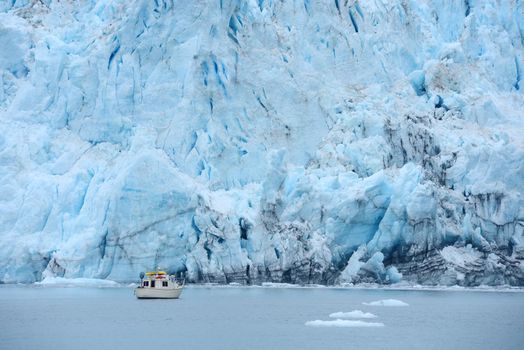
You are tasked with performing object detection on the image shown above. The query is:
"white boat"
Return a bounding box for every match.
[134,271,184,299]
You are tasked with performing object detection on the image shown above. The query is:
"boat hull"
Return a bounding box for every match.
[134,287,183,299]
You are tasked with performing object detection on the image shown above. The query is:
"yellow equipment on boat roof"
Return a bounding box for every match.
[145,271,167,276]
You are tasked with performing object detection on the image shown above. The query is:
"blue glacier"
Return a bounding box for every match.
[0,0,523,286]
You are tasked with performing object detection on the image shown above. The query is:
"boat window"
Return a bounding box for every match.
[151,280,155,288]
[143,281,149,287]
[162,281,168,287]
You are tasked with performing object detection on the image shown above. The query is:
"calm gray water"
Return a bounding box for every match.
[1,285,523,350]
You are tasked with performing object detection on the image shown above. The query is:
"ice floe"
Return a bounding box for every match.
[363,299,409,307]
[329,310,378,319]
[305,319,384,328]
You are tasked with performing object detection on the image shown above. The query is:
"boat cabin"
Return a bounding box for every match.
[140,271,177,288]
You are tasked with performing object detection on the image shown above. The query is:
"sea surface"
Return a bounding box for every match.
[1,285,523,350]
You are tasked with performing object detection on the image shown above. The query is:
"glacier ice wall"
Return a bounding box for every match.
[0,0,523,286]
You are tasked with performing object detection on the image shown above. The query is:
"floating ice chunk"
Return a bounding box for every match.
[305,319,384,327]
[363,299,409,307]
[329,310,378,319]
[35,277,120,288]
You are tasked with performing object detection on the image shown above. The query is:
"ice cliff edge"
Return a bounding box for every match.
[0,0,523,286]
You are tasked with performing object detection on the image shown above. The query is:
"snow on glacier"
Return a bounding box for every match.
[0,0,523,285]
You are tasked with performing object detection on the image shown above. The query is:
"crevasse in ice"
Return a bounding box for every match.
[0,0,523,285]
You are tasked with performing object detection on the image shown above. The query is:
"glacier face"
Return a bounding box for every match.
[0,0,523,286]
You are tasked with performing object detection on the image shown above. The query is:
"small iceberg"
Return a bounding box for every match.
[305,319,384,328]
[329,310,378,319]
[363,299,409,307]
